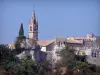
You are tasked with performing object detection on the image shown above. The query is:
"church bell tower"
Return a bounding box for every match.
[28,9,38,41]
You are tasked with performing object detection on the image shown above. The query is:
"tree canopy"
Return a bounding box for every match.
[19,23,24,37]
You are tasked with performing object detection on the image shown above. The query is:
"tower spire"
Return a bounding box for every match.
[28,8,38,41]
[32,6,36,19]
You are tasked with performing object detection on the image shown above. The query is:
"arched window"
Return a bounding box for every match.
[34,28,37,31]
[30,26,32,31]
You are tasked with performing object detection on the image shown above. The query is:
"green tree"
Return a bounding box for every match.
[60,46,75,68]
[0,45,11,62]
[19,23,24,37]
[39,60,51,75]
[54,46,93,75]
[14,23,26,53]
[53,46,75,75]
[14,59,36,75]
[0,45,20,74]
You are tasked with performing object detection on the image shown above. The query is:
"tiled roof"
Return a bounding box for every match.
[66,39,83,44]
[37,38,84,46]
[37,39,55,46]
[68,36,87,39]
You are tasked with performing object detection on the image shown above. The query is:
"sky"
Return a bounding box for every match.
[0,0,100,44]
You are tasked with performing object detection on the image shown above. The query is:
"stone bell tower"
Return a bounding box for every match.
[28,9,38,41]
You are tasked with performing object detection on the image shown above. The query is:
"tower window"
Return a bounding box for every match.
[30,26,32,31]
[34,29,37,31]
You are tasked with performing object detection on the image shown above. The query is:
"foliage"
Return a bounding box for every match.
[53,46,97,75]
[75,61,89,69]
[40,60,50,69]
[0,44,50,75]
[53,46,76,75]
[57,46,89,69]
[59,46,75,67]
[1,44,100,75]
[19,23,24,37]
[0,45,11,62]
[4,58,37,75]
[0,45,18,63]
[36,59,51,75]
[14,36,26,54]
[0,45,19,74]
[15,36,26,48]
[0,44,38,75]
[75,55,86,62]
[14,23,26,51]
[14,59,36,75]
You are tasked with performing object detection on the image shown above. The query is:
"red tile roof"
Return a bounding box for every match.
[66,39,83,44]
[37,39,55,46]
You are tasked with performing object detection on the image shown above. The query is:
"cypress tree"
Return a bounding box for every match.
[15,23,26,51]
[19,23,24,37]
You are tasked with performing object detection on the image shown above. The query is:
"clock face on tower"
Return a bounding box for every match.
[30,26,32,31]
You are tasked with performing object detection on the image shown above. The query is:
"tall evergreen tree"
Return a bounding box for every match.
[14,23,26,51]
[19,23,24,37]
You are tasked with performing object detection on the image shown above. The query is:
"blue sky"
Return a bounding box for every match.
[0,0,100,44]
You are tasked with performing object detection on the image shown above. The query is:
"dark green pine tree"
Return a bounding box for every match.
[19,23,24,37]
[15,23,26,51]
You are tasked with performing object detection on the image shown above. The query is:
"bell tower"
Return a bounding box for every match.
[28,9,38,40]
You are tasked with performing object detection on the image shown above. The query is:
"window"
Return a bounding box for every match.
[30,26,32,31]
[92,52,96,57]
[64,42,66,44]
[34,28,37,31]
[34,25,37,29]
